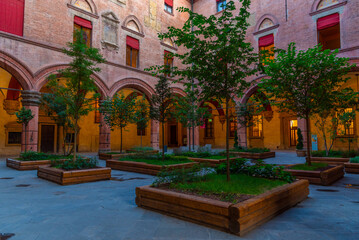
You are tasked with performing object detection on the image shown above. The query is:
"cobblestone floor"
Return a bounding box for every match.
[0,152,358,240]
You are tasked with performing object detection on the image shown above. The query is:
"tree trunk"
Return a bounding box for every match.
[188,126,191,151]
[73,123,78,162]
[162,122,165,161]
[120,127,123,154]
[140,132,143,149]
[305,115,311,166]
[226,96,230,182]
[24,123,27,153]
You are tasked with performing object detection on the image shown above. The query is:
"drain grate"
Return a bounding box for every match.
[15,184,31,187]
[111,177,147,182]
[53,191,66,195]
[316,189,339,192]
[0,233,15,240]
[0,177,14,180]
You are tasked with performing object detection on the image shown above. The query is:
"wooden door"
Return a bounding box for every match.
[41,125,55,153]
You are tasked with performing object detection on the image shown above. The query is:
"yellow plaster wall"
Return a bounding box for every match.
[0,68,22,156]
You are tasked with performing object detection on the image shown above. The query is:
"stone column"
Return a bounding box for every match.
[21,90,41,152]
[151,120,160,150]
[237,121,247,148]
[98,101,111,153]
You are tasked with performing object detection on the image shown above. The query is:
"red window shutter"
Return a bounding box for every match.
[126,36,139,50]
[74,16,92,29]
[164,51,173,59]
[317,13,340,30]
[165,0,173,7]
[258,34,274,47]
[0,0,25,36]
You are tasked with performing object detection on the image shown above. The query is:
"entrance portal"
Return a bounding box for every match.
[41,125,55,153]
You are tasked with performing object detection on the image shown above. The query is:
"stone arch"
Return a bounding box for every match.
[0,50,33,90]
[171,87,186,97]
[122,15,144,35]
[70,0,98,14]
[240,81,272,112]
[255,14,279,32]
[311,0,340,12]
[109,78,155,100]
[33,64,109,97]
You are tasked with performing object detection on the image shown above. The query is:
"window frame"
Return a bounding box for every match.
[336,108,355,137]
[205,118,214,139]
[126,45,139,68]
[216,0,226,13]
[74,23,92,47]
[164,3,173,14]
[249,114,263,139]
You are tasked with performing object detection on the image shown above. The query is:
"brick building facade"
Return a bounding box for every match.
[0,0,359,156]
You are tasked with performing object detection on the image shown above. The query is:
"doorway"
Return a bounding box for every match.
[41,125,55,153]
[289,119,298,147]
[169,124,178,147]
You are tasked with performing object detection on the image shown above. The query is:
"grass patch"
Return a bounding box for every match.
[231,147,270,153]
[350,156,359,163]
[170,174,287,196]
[51,157,97,170]
[119,154,192,166]
[290,162,329,171]
[19,151,70,161]
[311,150,359,158]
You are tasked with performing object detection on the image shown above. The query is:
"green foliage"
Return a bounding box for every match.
[133,96,150,148]
[296,128,304,150]
[51,157,97,171]
[119,154,191,166]
[101,93,137,153]
[216,159,294,183]
[19,151,67,161]
[311,150,359,158]
[232,147,270,153]
[350,157,359,163]
[15,107,34,126]
[260,43,355,164]
[290,163,328,171]
[46,30,105,161]
[129,146,154,152]
[233,131,239,149]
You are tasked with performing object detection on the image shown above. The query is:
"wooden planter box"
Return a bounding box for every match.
[285,165,344,186]
[345,163,359,173]
[98,150,159,160]
[136,180,309,236]
[37,166,111,185]
[188,157,237,167]
[106,160,198,176]
[231,151,275,159]
[6,158,68,171]
[310,157,349,165]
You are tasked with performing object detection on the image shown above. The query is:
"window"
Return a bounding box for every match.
[250,115,263,138]
[289,120,298,146]
[126,36,139,68]
[337,108,355,136]
[164,51,173,76]
[8,132,21,145]
[0,0,25,36]
[164,0,173,14]
[94,100,100,124]
[317,13,340,50]
[205,118,214,138]
[137,124,146,136]
[217,0,226,12]
[74,16,92,47]
[259,34,274,63]
[230,118,237,138]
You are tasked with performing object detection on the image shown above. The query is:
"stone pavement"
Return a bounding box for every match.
[0,152,359,240]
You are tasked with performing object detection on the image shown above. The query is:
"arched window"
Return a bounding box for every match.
[73,0,93,13]
[317,0,339,10]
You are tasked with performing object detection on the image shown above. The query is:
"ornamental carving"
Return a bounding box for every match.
[3,99,20,115]
[263,110,274,122]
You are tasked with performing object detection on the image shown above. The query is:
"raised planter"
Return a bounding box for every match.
[106,160,198,176]
[188,157,237,167]
[285,165,344,185]
[344,163,359,173]
[136,179,309,236]
[296,150,306,157]
[6,158,68,171]
[98,150,159,160]
[310,157,349,165]
[231,151,275,160]
[37,166,111,185]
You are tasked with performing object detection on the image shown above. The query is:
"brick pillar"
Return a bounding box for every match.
[151,120,160,150]
[237,121,247,148]
[298,117,310,150]
[21,90,41,152]
[187,127,200,150]
[98,101,111,153]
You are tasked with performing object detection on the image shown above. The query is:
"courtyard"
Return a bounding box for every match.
[1,152,358,240]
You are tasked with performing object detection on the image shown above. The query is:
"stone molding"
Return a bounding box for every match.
[21,91,41,107]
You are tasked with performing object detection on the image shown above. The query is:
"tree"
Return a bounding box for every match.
[101,93,137,153]
[41,90,74,156]
[150,75,173,161]
[296,128,304,151]
[47,30,105,161]
[260,43,355,165]
[172,90,210,151]
[134,96,150,148]
[148,0,258,181]
[15,107,34,153]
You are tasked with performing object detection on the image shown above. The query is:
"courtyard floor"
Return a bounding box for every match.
[0,151,359,240]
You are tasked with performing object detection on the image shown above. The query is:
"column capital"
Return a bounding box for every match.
[21,90,41,107]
